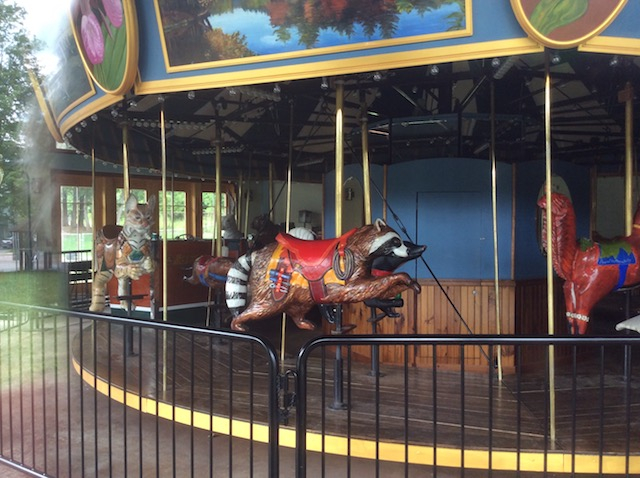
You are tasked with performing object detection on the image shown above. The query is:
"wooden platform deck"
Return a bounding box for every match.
[72,319,640,463]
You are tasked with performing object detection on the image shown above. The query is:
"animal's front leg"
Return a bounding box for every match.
[286,302,316,330]
[89,270,113,312]
[326,273,420,303]
[117,276,135,312]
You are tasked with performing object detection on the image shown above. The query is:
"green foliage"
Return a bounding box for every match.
[0,271,67,307]
[0,1,41,230]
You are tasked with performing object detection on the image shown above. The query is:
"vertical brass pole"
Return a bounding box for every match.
[160,99,168,396]
[361,93,372,224]
[335,80,344,236]
[237,170,244,235]
[624,82,634,236]
[490,80,503,381]
[383,164,388,223]
[160,102,168,324]
[243,154,252,237]
[282,101,295,373]
[544,51,556,444]
[91,143,96,284]
[215,126,222,257]
[269,161,275,222]
[286,101,294,232]
[122,123,130,198]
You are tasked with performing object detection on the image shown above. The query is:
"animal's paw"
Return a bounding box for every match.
[410,280,421,294]
[230,319,247,332]
[128,265,144,280]
[292,318,316,330]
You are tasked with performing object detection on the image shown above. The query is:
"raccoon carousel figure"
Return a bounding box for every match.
[89,194,156,312]
[225,218,425,331]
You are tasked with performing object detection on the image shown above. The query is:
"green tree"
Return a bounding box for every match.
[0,1,41,237]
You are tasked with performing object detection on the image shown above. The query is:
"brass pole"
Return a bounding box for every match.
[160,98,168,397]
[215,126,222,257]
[361,94,372,224]
[282,101,295,373]
[91,143,96,284]
[237,170,244,235]
[286,101,294,232]
[624,82,634,236]
[122,123,130,198]
[335,80,344,236]
[490,80,503,381]
[544,51,556,444]
[243,154,252,237]
[269,161,275,222]
[160,101,168,324]
[383,164,388,223]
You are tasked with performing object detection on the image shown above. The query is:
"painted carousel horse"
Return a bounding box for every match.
[225,218,425,331]
[538,191,640,334]
[89,195,156,312]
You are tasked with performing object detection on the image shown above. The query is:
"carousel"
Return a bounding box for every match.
[27,0,640,474]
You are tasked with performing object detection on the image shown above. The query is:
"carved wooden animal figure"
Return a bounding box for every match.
[184,255,234,289]
[250,214,282,249]
[225,219,425,331]
[222,196,243,240]
[538,192,640,334]
[89,195,156,312]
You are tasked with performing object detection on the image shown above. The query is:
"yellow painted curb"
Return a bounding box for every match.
[73,358,639,474]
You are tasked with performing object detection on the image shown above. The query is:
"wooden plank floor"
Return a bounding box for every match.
[73,320,640,457]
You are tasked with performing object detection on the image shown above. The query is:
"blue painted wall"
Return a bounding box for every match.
[326,158,591,281]
[325,157,513,280]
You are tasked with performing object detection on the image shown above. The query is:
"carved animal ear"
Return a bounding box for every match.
[374,218,386,231]
[147,195,156,212]
[125,194,138,211]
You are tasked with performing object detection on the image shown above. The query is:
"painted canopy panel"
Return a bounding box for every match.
[155,0,470,71]
[70,0,139,95]
[37,0,640,168]
[510,0,627,49]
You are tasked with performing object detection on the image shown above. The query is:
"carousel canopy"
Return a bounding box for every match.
[33,1,640,181]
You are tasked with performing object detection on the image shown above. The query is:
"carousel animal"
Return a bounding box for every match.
[249,213,315,248]
[225,218,425,331]
[222,197,243,240]
[183,255,235,289]
[250,214,282,249]
[89,195,156,312]
[538,192,640,334]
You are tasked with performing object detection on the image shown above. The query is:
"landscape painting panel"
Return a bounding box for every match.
[156,0,468,68]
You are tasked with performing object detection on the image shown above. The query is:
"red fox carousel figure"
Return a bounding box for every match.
[225,219,425,332]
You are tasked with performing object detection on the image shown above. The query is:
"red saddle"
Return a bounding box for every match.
[276,229,356,266]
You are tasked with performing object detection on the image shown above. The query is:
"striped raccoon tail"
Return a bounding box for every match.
[225,253,253,317]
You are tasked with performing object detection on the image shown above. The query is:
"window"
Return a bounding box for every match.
[202,192,227,239]
[60,186,93,252]
[159,191,187,239]
[115,188,147,225]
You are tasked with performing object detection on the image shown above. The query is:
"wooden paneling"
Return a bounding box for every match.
[515,278,574,369]
[336,279,516,372]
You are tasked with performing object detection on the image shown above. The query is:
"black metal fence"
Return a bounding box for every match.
[0,303,639,477]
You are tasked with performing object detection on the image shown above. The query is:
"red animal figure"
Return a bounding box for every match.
[538,192,640,334]
[184,255,234,289]
[225,219,425,332]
